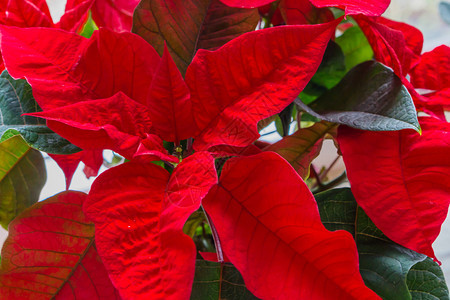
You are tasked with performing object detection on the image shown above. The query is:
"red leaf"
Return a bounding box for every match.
[279,0,334,25]
[218,0,274,7]
[187,19,341,151]
[91,0,140,32]
[1,0,53,28]
[57,0,95,32]
[354,15,420,76]
[0,191,120,299]
[203,152,380,299]
[49,150,103,189]
[84,152,217,299]
[0,26,160,109]
[310,0,390,16]
[133,0,259,75]
[410,45,450,91]
[338,117,450,260]
[147,45,196,143]
[27,92,173,161]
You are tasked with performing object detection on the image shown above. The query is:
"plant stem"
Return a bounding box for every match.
[202,207,224,263]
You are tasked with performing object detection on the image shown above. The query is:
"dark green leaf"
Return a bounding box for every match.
[300,41,346,104]
[0,70,80,154]
[296,61,421,132]
[336,25,374,70]
[0,135,46,228]
[407,257,449,300]
[191,260,259,300]
[315,188,448,300]
[439,2,450,25]
[133,0,259,75]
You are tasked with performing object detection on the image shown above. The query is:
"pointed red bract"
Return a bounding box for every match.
[338,117,450,260]
[57,0,95,32]
[310,0,390,16]
[410,45,450,91]
[354,15,421,77]
[0,191,120,299]
[147,46,196,143]
[84,153,217,299]
[49,150,103,189]
[279,0,334,25]
[203,152,380,299]
[91,0,140,32]
[187,19,341,151]
[27,92,173,161]
[0,26,160,109]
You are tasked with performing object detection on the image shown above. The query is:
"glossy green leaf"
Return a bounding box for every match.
[191,260,259,300]
[80,11,98,38]
[0,135,46,229]
[407,257,449,300]
[0,71,80,154]
[296,61,421,132]
[336,25,374,70]
[315,188,449,300]
[133,0,259,75]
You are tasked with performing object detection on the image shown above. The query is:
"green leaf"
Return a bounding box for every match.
[407,257,450,300]
[0,70,81,154]
[296,61,421,132]
[336,25,374,70]
[315,188,449,300]
[300,41,346,104]
[80,11,98,38]
[133,0,259,75]
[0,135,46,229]
[191,260,259,300]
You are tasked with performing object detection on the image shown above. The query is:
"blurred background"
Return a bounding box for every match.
[1,0,449,282]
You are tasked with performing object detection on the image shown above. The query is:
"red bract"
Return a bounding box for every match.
[203,152,380,299]
[49,150,103,189]
[84,152,217,299]
[310,0,390,16]
[0,191,120,299]
[354,15,422,77]
[91,0,140,32]
[187,18,342,151]
[219,0,275,7]
[338,117,450,261]
[279,0,334,25]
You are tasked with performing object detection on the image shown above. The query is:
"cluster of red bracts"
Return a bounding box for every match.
[0,0,449,299]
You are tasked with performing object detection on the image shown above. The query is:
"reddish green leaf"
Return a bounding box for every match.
[0,135,46,229]
[203,152,380,299]
[264,121,337,179]
[310,0,390,16]
[187,19,341,151]
[91,0,139,32]
[0,191,120,299]
[133,0,259,75]
[84,152,217,299]
[279,0,334,25]
[147,46,197,143]
[337,117,450,260]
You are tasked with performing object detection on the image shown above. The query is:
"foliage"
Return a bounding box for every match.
[0,0,449,299]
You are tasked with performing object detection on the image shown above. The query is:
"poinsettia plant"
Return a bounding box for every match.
[0,0,449,299]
